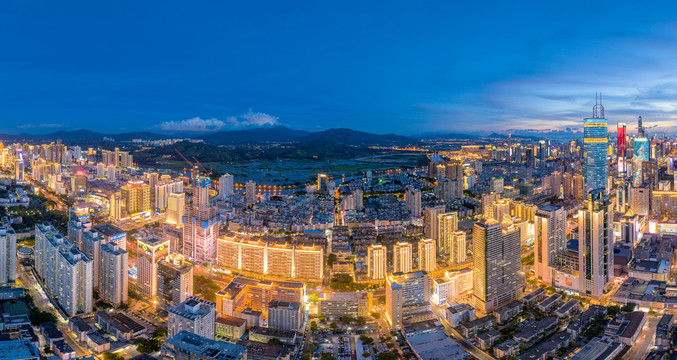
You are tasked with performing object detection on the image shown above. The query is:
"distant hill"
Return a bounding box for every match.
[197,126,310,145]
[0,126,418,147]
[297,128,415,146]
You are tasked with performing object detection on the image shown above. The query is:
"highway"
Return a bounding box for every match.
[431,306,495,360]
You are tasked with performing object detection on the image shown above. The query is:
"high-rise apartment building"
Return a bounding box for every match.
[218,174,234,200]
[450,231,467,264]
[155,179,183,210]
[99,243,128,307]
[0,227,16,284]
[168,296,216,339]
[417,238,436,273]
[472,219,523,313]
[80,230,106,290]
[423,205,445,245]
[385,271,430,327]
[534,205,566,285]
[158,253,194,310]
[109,193,122,222]
[583,95,609,193]
[245,180,256,204]
[137,235,170,299]
[367,244,386,280]
[120,180,151,216]
[393,242,413,274]
[578,189,613,299]
[183,176,218,263]
[166,193,185,227]
[58,247,94,316]
[405,186,422,218]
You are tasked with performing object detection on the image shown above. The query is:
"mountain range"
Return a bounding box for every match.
[0,126,420,146]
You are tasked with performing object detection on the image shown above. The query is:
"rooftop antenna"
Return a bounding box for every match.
[593,92,605,119]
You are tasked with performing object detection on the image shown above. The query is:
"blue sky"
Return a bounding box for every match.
[2,1,677,135]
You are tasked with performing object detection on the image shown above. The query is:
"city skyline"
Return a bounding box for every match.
[4,2,677,135]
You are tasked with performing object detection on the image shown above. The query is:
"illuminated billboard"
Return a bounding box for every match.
[634,137,649,162]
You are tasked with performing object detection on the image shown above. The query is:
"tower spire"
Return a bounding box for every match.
[593,92,605,119]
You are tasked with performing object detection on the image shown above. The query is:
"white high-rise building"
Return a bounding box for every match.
[393,242,413,274]
[436,212,458,256]
[578,190,614,299]
[367,244,386,280]
[218,174,234,200]
[58,247,94,316]
[245,180,256,204]
[168,296,216,339]
[155,180,184,210]
[450,231,467,264]
[99,243,128,307]
[80,230,106,290]
[183,177,218,263]
[0,227,16,284]
[386,271,430,328]
[405,186,422,218]
[534,204,566,285]
[418,238,436,273]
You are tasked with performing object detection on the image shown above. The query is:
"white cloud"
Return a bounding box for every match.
[18,123,65,129]
[159,110,279,132]
[159,117,226,132]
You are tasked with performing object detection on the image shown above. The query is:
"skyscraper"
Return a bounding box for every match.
[423,205,445,246]
[405,186,422,218]
[436,211,458,256]
[218,174,234,200]
[245,180,256,204]
[0,227,16,284]
[158,253,194,310]
[167,193,185,227]
[393,242,413,273]
[583,95,609,193]
[367,244,386,280]
[534,205,566,285]
[472,219,523,313]
[137,235,170,299]
[183,176,219,263]
[617,122,627,173]
[578,189,613,299]
[99,243,128,307]
[417,238,436,273]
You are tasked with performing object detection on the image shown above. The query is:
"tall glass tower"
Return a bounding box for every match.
[584,94,608,193]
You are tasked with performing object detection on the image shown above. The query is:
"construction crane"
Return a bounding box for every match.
[192,156,213,178]
[174,149,199,186]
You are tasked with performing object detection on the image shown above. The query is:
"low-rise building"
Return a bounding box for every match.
[40,322,63,347]
[522,287,546,306]
[566,305,606,338]
[493,300,522,324]
[215,315,247,340]
[477,329,500,350]
[268,300,303,331]
[248,326,297,345]
[459,315,495,338]
[236,339,289,360]
[655,313,674,351]
[0,339,40,360]
[569,337,623,360]
[318,291,371,320]
[514,317,557,345]
[162,331,247,360]
[536,293,562,313]
[554,299,580,318]
[604,311,646,346]
[494,339,519,358]
[445,303,475,327]
[168,296,216,340]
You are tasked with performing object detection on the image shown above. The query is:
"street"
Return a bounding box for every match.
[623,315,659,360]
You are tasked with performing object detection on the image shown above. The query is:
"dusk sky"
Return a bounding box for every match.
[3,1,677,135]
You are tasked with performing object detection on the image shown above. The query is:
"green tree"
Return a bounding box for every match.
[103,353,124,360]
[359,334,374,345]
[268,338,283,345]
[320,353,337,360]
[330,322,337,329]
[371,312,380,320]
[327,253,338,267]
[311,321,318,331]
[134,338,162,353]
[153,326,168,338]
[29,310,57,326]
[378,351,399,360]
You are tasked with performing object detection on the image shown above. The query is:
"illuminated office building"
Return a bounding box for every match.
[578,189,613,299]
[385,271,430,328]
[121,180,151,216]
[183,176,219,263]
[137,235,170,299]
[166,193,185,227]
[534,205,566,285]
[158,253,194,310]
[617,122,627,173]
[583,95,608,193]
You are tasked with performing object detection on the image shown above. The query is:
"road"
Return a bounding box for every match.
[431,306,495,360]
[17,266,91,357]
[623,315,659,360]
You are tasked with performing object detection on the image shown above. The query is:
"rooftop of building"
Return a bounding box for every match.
[215,315,247,327]
[39,322,63,340]
[236,339,288,358]
[569,337,623,360]
[268,300,302,310]
[92,223,125,236]
[169,297,215,320]
[69,316,93,333]
[249,326,296,339]
[554,299,580,315]
[164,331,246,360]
[0,340,40,360]
[522,287,546,301]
